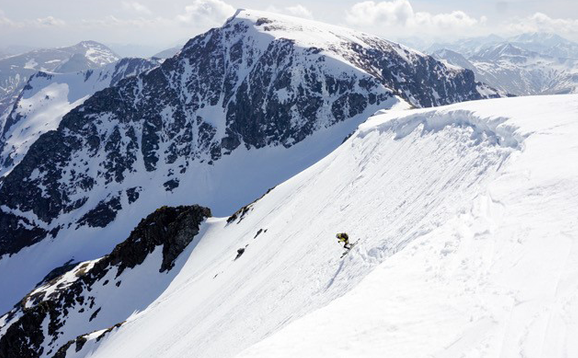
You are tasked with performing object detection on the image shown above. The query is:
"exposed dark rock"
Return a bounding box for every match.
[234,248,245,260]
[228,186,276,224]
[36,260,78,288]
[0,10,495,257]
[77,196,122,228]
[0,205,211,358]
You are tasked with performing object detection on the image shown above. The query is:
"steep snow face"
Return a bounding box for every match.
[0,58,160,177]
[233,94,578,358]
[0,9,493,310]
[53,95,562,358]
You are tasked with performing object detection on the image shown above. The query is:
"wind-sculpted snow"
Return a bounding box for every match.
[0,9,495,311]
[233,94,578,358]
[362,108,524,149]
[50,96,535,358]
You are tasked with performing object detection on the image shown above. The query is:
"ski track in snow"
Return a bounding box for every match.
[47,94,578,358]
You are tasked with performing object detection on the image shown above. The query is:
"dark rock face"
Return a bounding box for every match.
[0,10,495,257]
[0,205,210,358]
[0,57,160,176]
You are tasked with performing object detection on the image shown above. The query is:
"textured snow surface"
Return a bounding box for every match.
[236,94,578,358]
[56,94,578,358]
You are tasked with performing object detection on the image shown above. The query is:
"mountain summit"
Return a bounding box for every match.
[0,9,495,312]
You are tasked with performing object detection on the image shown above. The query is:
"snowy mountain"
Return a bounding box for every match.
[1,93,577,358]
[433,40,578,95]
[0,57,161,177]
[509,32,578,60]
[0,9,496,312]
[427,34,505,57]
[0,41,120,118]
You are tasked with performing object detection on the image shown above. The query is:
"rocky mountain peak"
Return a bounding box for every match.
[0,9,497,310]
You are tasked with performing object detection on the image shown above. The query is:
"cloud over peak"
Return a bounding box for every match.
[345,0,484,36]
[177,0,236,27]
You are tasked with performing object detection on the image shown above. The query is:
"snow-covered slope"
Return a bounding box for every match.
[0,205,211,358]
[0,9,496,312]
[235,94,578,358]
[4,93,576,358]
[0,57,160,177]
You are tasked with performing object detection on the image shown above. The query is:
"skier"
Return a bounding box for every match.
[336,233,351,250]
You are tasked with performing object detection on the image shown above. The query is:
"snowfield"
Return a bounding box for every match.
[50,94,578,358]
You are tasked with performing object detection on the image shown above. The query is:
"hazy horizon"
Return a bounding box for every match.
[1,0,577,57]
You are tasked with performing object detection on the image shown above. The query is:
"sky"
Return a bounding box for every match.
[0,0,577,56]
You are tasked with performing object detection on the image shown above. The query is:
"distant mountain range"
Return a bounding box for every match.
[430,33,578,95]
[0,41,120,118]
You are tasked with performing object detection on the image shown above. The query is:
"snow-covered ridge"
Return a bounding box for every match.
[223,9,460,81]
[234,94,578,358]
[0,8,497,312]
[0,41,120,120]
[227,9,405,56]
[45,95,577,358]
[362,108,524,149]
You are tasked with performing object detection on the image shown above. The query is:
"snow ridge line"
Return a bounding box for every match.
[359,109,527,150]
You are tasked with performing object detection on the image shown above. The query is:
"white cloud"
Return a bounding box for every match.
[0,8,17,27]
[413,10,480,29]
[284,5,314,20]
[177,0,236,27]
[121,1,153,16]
[80,15,172,29]
[345,0,484,37]
[506,12,578,38]
[346,0,413,26]
[35,16,66,27]
[0,10,65,29]
[266,4,314,20]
